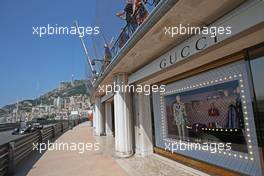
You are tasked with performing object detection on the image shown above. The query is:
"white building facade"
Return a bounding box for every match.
[91,1,264,175]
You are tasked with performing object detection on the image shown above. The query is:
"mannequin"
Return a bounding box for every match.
[172,95,187,140]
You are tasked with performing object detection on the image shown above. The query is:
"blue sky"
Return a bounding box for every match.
[0,0,125,107]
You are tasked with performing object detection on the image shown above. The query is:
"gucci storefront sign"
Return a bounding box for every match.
[159,36,218,69]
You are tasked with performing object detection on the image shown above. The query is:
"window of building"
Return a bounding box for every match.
[164,80,247,153]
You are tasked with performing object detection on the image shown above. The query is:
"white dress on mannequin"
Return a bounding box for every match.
[173,101,187,140]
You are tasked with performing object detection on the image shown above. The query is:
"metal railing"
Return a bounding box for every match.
[0,119,84,132]
[110,1,161,60]
[0,144,9,176]
[0,118,87,176]
[0,123,20,132]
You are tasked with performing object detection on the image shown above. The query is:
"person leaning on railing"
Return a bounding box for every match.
[116,0,138,34]
[134,0,148,25]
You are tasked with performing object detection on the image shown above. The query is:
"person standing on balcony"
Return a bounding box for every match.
[134,0,148,25]
[116,0,137,34]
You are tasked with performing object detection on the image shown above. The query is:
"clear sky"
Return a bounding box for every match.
[0,0,125,107]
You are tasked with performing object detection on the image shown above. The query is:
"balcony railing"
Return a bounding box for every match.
[110,0,161,60]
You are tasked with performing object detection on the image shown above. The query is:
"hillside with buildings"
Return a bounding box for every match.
[38,80,88,104]
[0,80,90,123]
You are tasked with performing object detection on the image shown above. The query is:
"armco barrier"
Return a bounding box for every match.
[0,123,20,132]
[0,119,87,176]
[0,144,9,176]
[13,132,39,166]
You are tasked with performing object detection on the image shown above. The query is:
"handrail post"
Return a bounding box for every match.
[69,119,73,129]
[39,129,43,144]
[8,142,15,175]
[52,125,55,138]
[61,123,64,133]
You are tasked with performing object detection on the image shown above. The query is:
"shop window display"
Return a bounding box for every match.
[164,80,247,153]
[154,62,261,173]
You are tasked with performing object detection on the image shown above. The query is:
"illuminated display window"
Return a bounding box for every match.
[155,62,259,162]
[164,80,247,153]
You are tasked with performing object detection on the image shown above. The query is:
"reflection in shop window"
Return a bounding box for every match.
[250,55,264,146]
[164,80,248,153]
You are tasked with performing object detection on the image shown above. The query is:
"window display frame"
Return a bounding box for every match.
[152,61,262,175]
